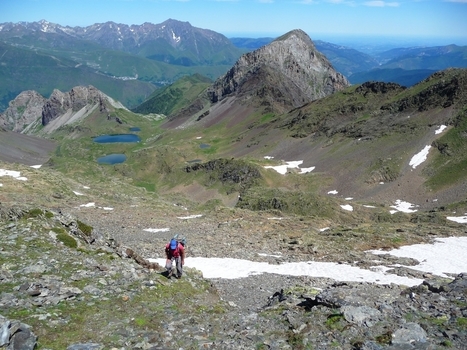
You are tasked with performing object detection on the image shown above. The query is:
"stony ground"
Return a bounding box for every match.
[1,158,467,349]
[2,202,467,350]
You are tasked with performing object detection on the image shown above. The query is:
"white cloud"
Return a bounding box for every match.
[326,0,356,4]
[364,0,399,6]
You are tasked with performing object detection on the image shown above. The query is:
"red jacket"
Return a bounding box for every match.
[165,242,185,259]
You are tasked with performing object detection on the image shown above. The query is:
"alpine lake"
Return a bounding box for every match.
[94,128,141,165]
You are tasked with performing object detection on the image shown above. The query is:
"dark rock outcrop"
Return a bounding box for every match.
[0,316,37,350]
[381,68,467,112]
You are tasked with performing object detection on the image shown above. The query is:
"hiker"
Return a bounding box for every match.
[165,238,185,278]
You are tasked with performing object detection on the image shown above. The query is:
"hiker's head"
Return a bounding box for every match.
[170,239,177,249]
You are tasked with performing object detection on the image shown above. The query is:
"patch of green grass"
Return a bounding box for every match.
[260,112,276,123]
[456,317,467,328]
[26,208,44,218]
[355,113,371,122]
[134,317,149,327]
[325,313,346,331]
[57,232,78,249]
[77,220,93,237]
[134,181,156,192]
[51,226,66,234]
[425,108,467,191]
[440,340,453,347]
[431,315,449,326]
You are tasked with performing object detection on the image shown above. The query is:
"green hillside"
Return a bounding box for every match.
[0,40,231,111]
[132,74,212,116]
[0,42,157,110]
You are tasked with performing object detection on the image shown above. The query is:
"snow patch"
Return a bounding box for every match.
[447,216,467,223]
[409,145,431,169]
[148,257,422,285]
[368,237,467,278]
[144,228,170,233]
[263,160,315,175]
[340,204,353,211]
[390,200,418,214]
[435,125,447,134]
[177,214,203,220]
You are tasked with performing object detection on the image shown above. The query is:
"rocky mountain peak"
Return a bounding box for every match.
[41,85,127,126]
[207,29,350,112]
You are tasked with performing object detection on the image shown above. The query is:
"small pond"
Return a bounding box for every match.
[200,143,210,149]
[97,154,127,165]
[129,127,141,132]
[93,134,141,143]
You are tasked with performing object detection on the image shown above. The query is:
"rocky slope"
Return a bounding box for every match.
[1,167,467,349]
[0,91,45,132]
[207,29,350,113]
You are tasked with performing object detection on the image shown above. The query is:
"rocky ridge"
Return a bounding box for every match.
[207,29,350,113]
[0,85,128,135]
[0,91,45,132]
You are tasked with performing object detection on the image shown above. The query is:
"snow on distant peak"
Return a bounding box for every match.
[171,30,181,43]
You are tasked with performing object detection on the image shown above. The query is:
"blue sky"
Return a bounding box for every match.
[1,0,467,44]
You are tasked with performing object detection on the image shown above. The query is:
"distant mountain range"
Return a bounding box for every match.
[0,19,244,110]
[0,19,466,113]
